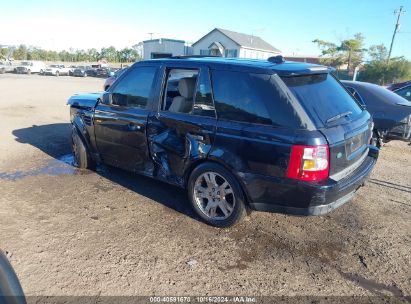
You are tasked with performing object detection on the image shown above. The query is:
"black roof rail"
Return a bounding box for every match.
[267,55,285,64]
[167,55,222,59]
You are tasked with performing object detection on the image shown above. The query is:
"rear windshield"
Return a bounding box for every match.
[281,73,362,127]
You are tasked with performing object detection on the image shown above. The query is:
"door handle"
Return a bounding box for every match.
[127,123,142,131]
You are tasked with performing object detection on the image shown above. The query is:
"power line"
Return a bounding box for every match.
[387,6,406,62]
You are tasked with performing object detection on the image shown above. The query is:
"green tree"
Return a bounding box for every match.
[313,33,366,70]
[368,44,388,61]
[360,57,411,85]
[100,46,117,62]
[13,44,28,60]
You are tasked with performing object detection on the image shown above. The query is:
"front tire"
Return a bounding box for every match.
[71,127,94,169]
[55,71,59,77]
[188,162,246,227]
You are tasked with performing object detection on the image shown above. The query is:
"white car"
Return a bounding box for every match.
[14,61,46,74]
[0,61,14,74]
[44,64,70,76]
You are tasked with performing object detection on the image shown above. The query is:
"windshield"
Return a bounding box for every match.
[281,73,363,127]
[50,65,59,68]
[77,66,86,69]
[21,62,31,66]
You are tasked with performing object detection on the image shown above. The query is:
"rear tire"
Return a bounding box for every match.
[71,126,94,169]
[188,162,246,227]
[27,69,31,75]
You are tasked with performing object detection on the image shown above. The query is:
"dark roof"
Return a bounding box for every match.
[139,57,328,76]
[192,28,281,53]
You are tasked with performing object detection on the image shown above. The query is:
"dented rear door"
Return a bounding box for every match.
[147,66,217,186]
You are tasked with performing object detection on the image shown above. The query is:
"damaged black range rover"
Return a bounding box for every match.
[68,56,379,227]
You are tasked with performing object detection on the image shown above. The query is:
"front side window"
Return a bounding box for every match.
[111,66,157,108]
[212,70,304,127]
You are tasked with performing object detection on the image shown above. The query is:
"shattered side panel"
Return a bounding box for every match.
[147,112,216,187]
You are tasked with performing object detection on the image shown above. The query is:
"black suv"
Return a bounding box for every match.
[67,56,378,227]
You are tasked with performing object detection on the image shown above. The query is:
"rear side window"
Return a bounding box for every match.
[281,74,362,126]
[111,66,157,108]
[211,70,303,127]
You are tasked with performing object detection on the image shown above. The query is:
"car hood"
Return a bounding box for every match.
[67,92,102,109]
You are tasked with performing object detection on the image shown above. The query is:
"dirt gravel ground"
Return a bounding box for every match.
[0,74,410,300]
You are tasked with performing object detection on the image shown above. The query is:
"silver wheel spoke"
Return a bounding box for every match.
[204,172,217,187]
[218,203,230,217]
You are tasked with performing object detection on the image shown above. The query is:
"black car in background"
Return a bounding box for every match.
[394,84,411,102]
[342,81,411,146]
[72,66,97,77]
[67,57,378,227]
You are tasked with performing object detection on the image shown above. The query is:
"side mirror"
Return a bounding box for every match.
[99,93,111,105]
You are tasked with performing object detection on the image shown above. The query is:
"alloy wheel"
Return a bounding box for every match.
[193,171,235,220]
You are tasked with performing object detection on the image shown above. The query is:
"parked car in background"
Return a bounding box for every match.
[96,67,112,78]
[0,61,14,74]
[386,80,411,91]
[103,67,128,91]
[14,61,46,74]
[69,65,78,76]
[393,84,411,102]
[342,81,411,146]
[68,57,378,227]
[44,64,71,76]
[73,66,96,77]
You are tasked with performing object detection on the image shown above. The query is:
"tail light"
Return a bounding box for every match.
[286,144,329,182]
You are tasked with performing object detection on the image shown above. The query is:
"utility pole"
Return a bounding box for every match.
[387,6,406,62]
[148,33,154,40]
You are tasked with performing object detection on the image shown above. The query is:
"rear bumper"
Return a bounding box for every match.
[247,146,379,216]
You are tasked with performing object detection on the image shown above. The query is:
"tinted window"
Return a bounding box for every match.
[281,74,362,126]
[193,69,215,117]
[395,85,411,101]
[212,70,303,127]
[111,66,157,108]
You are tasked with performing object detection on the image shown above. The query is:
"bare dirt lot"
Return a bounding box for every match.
[0,74,410,300]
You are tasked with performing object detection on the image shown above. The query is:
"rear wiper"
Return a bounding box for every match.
[326,111,352,124]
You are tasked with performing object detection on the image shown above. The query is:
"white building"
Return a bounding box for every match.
[142,38,191,60]
[192,28,281,59]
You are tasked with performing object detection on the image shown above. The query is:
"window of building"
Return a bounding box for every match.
[111,66,157,108]
[224,49,238,58]
[200,49,211,55]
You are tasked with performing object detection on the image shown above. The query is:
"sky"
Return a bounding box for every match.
[0,0,410,59]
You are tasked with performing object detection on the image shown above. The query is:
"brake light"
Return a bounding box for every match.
[286,145,329,182]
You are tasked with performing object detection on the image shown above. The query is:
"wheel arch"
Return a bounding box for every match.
[71,115,94,155]
[184,158,252,206]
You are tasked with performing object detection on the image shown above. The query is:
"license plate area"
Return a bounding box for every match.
[345,131,366,157]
